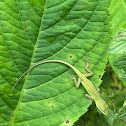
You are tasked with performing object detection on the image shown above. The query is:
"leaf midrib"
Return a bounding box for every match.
[9,0,47,125]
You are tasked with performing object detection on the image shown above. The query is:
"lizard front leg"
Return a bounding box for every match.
[85,94,94,105]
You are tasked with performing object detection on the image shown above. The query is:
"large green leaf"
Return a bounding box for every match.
[0,0,112,125]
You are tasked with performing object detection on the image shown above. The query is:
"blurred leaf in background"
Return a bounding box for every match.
[109,0,126,35]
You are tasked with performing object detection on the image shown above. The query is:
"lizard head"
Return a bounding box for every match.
[95,99,109,116]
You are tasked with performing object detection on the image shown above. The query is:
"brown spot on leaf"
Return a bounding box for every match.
[99,75,101,79]
[66,120,69,123]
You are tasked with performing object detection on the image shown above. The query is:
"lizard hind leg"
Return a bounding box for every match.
[64,73,81,88]
[84,57,93,77]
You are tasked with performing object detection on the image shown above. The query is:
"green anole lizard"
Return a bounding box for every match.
[10,59,109,115]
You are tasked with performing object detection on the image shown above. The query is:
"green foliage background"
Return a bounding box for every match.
[0,0,126,126]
